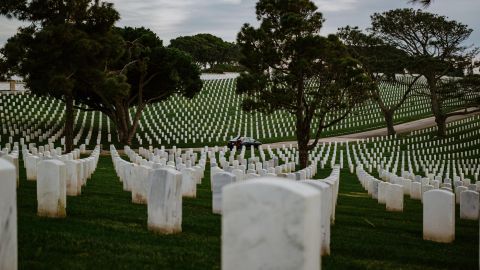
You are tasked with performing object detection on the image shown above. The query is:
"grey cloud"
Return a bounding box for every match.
[0,0,478,46]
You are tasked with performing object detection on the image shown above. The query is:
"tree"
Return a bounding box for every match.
[371,9,479,137]
[76,27,203,145]
[170,33,240,69]
[338,26,421,135]
[0,0,121,152]
[409,0,432,7]
[237,0,372,168]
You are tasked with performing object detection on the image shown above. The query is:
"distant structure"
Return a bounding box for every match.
[0,80,27,93]
[200,72,240,81]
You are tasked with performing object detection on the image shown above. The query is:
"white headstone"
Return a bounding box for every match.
[423,189,455,243]
[212,172,236,214]
[0,159,17,270]
[181,168,197,198]
[386,184,403,212]
[460,190,479,220]
[26,155,40,181]
[301,180,332,256]
[147,168,182,234]
[65,160,80,196]
[455,186,468,204]
[410,182,422,200]
[132,165,150,204]
[37,160,67,218]
[378,182,388,204]
[222,178,321,270]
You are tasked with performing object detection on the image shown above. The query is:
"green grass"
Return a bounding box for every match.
[18,157,221,270]
[324,171,478,270]
[18,157,478,269]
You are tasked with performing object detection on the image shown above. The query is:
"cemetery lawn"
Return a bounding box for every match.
[18,157,477,270]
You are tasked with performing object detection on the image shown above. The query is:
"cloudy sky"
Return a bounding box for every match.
[0,0,479,46]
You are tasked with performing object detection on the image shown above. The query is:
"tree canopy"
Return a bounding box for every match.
[237,0,372,168]
[0,1,203,147]
[169,33,240,69]
[73,26,204,145]
[0,0,122,152]
[371,8,479,137]
[409,0,432,7]
[338,26,421,135]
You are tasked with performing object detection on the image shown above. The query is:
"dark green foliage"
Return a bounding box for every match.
[337,26,409,79]
[371,9,475,75]
[90,27,204,145]
[337,26,421,136]
[370,8,479,137]
[169,33,240,70]
[236,0,372,168]
[409,0,432,7]
[0,0,121,152]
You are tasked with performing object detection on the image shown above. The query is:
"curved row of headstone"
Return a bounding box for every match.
[208,142,341,257]
[221,167,340,270]
[22,146,100,217]
[346,115,480,181]
[110,145,207,234]
[343,114,479,246]
[0,145,100,270]
[208,139,341,179]
[355,166,468,244]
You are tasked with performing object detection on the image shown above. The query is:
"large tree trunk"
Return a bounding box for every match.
[295,77,311,170]
[115,103,145,146]
[383,109,396,136]
[434,114,447,137]
[296,116,311,169]
[115,103,131,146]
[298,139,309,170]
[64,95,75,153]
[117,120,132,146]
[373,85,397,136]
[427,77,447,137]
[117,128,130,146]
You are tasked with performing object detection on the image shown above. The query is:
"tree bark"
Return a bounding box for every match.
[383,110,396,136]
[434,114,447,137]
[296,116,311,169]
[117,117,131,145]
[116,104,130,145]
[427,77,447,137]
[298,140,309,170]
[64,95,75,153]
[115,103,145,146]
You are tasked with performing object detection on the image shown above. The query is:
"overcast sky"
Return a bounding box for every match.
[0,0,479,47]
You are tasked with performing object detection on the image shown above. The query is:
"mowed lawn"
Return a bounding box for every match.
[17,157,478,269]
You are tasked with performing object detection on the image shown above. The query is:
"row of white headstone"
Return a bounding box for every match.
[23,146,100,217]
[1,91,105,148]
[1,74,442,148]
[110,145,206,234]
[347,139,479,184]
[356,165,478,244]
[221,167,340,270]
[349,139,480,219]
[0,146,100,270]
